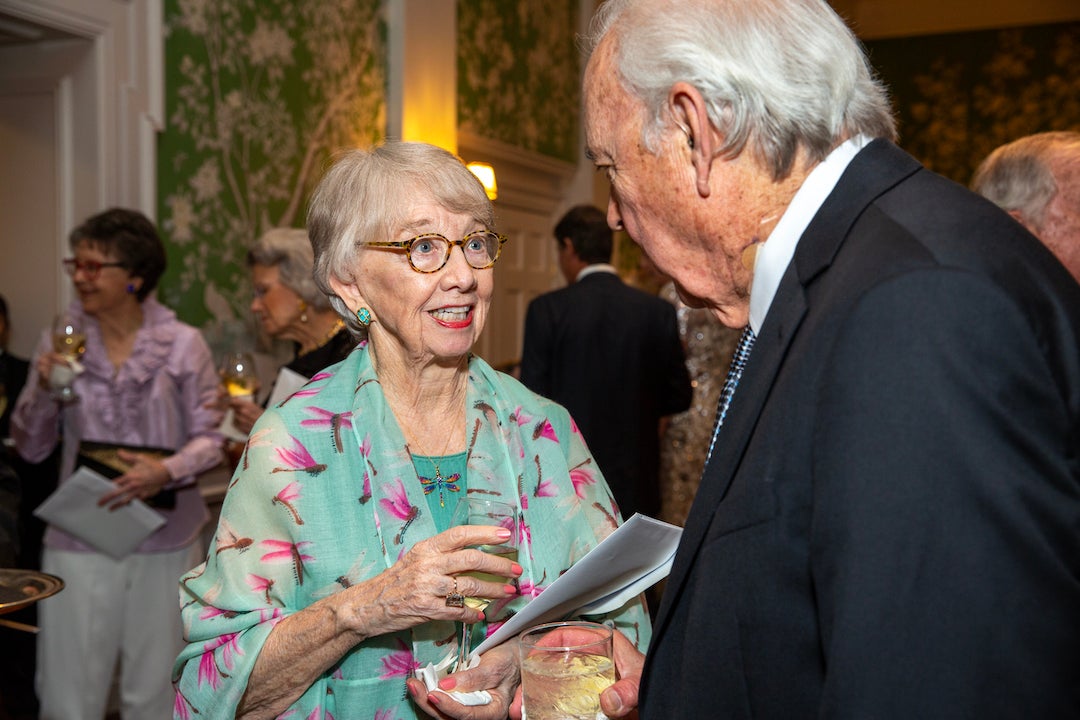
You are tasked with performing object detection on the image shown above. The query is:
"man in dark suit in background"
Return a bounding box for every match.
[575,0,1080,718]
[520,205,691,521]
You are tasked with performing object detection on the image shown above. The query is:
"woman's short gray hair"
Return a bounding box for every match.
[971,132,1080,228]
[307,141,495,336]
[247,228,330,311]
[583,0,897,180]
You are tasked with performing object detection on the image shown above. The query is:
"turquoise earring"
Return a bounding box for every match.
[356,307,371,326]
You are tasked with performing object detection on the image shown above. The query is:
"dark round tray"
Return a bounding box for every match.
[0,569,65,615]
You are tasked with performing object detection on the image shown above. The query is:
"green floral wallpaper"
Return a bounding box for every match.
[157,0,386,341]
[457,0,581,162]
[156,0,582,337]
[865,22,1080,185]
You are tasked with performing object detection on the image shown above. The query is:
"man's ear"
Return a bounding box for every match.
[669,81,719,198]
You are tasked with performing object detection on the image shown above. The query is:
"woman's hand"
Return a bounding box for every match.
[34,352,71,391]
[98,449,172,510]
[406,641,520,719]
[341,524,522,638]
[237,524,524,719]
[228,396,264,435]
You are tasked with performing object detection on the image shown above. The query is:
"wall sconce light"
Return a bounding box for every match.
[467,162,498,200]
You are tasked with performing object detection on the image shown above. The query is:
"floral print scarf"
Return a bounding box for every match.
[174,342,650,719]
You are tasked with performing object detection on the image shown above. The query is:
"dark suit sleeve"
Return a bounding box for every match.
[519,300,552,397]
[811,269,1080,716]
[656,303,692,416]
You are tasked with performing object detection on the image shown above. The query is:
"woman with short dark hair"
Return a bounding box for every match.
[12,207,224,720]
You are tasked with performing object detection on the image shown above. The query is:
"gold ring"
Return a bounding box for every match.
[445,576,465,608]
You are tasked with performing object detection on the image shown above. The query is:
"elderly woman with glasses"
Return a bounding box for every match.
[221,228,356,438]
[174,142,651,720]
[11,207,224,720]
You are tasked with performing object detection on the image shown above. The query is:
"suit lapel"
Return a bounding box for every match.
[651,271,806,633]
[650,140,923,636]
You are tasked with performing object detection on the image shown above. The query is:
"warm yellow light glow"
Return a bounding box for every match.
[467,162,498,200]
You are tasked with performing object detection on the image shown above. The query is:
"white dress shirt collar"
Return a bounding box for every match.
[748,135,871,333]
[575,263,618,282]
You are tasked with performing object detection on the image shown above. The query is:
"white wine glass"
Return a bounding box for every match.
[220,351,258,400]
[451,497,519,670]
[50,312,86,403]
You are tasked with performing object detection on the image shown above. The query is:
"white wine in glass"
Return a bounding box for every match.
[451,497,519,668]
[221,351,258,399]
[50,313,86,402]
[519,621,615,720]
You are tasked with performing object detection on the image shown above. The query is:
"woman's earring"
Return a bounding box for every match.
[126,283,136,294]
[356,307,371,326]
[299,301,309,323]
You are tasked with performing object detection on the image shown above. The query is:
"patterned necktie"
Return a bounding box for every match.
[705,326,757,464]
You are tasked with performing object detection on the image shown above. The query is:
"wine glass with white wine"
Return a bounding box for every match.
[50,312,86,403]
[220,351,258,401]
[450,497,519,670]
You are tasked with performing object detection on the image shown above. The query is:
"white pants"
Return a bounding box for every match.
[36,544,203,720]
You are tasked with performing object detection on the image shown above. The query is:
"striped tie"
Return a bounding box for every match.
[705,326,756,464]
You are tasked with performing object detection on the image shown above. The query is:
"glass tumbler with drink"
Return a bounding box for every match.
[450,496,519,669]
[50,312,86,403]
[519,620,615,720]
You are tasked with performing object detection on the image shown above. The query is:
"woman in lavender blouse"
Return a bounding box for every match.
[12,208,225,720]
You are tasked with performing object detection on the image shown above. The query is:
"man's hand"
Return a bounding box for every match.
[507,627,644,719]
[600,629,644,718]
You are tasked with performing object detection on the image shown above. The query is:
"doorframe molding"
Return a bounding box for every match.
[0,0,161,310]
[0,0,162,214]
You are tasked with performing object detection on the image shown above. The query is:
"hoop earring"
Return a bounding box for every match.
[356,307,371,326]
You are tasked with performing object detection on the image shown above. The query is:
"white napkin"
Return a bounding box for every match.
[414,652,493,706]
[48,359,84,390]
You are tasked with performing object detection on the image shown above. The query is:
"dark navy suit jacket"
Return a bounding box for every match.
[520,271,691,519]
[640,140,1080,718]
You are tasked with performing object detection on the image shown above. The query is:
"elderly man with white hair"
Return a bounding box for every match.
[972,131,1080,283]
[406,3,1080,718]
